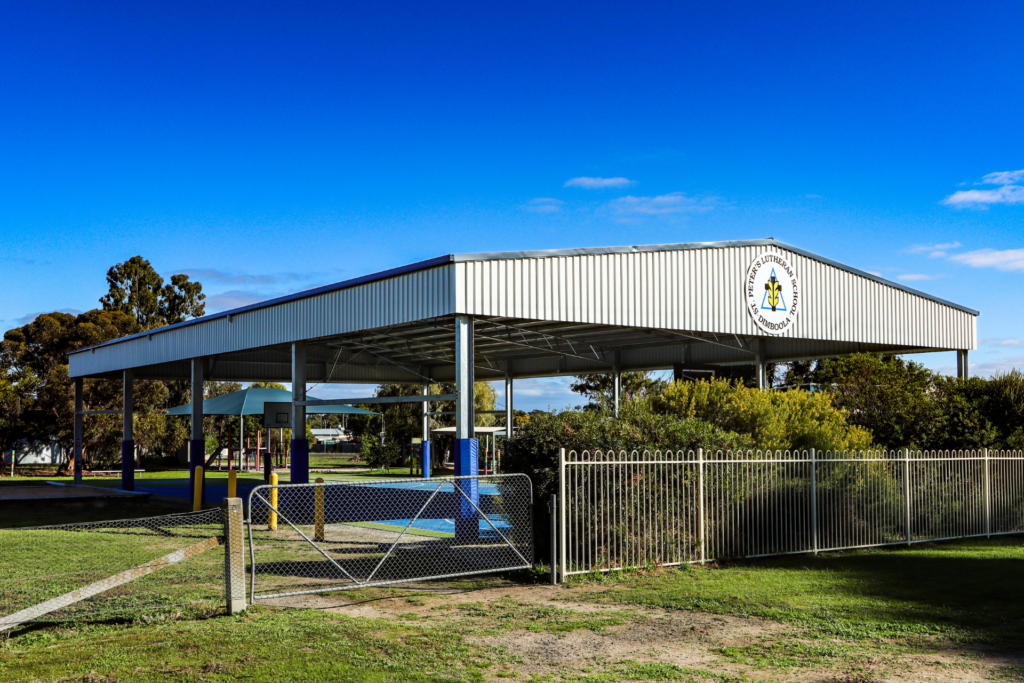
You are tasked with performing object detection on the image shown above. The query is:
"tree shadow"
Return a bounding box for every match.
[733,537,1024,648]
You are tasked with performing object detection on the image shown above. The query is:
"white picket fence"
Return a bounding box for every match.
[556,448,1024,578]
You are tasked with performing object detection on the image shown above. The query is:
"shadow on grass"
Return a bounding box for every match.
[573,536,1024,648]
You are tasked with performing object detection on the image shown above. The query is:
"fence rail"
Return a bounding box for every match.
[558,448,1024,578]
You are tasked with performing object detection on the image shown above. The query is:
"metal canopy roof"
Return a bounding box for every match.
[68,239,978,384]
[164,388,379,416]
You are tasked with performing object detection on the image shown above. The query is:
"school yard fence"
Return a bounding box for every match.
[247,474,533,600]
[555,448,1024,579]
[0,504,246,631]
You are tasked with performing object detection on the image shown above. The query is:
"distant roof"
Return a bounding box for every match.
[430,426,508,434]
[165,387,379,416]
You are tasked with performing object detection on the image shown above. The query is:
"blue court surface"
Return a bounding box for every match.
[133,478,503,500]
[359,515,513,538]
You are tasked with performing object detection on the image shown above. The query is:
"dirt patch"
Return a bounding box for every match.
[263,583,1022,682]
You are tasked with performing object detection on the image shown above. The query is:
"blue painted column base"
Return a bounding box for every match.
[121,440,135,491]
[291,439,309,485]
[189,438,205,505]
[454,438,480,542]
[422,442,431,479]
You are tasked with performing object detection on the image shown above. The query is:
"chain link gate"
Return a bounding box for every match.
[246,474,533,600]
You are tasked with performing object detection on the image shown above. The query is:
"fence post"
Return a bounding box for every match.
[549,495,558,585]
[193,465,204,512]
[810,449,818,554]
[223,497,247,615]
[984,448,991,538]
[314,477,325,542]
[269,473,279,531]
[903,449,911,545]
[698,448,706,564]
[558,448,566,581]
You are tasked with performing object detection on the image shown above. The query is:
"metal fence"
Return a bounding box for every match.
[0,508,228,630]
[557,448,1024,578]
[247,474,533,600]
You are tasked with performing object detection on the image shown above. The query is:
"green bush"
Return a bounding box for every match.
[359,434,401,471]
[651,378,873,452]
[504,400,752,500]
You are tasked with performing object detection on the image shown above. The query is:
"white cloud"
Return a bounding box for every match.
[897,273,941,282]
[13,308,82,326]
[805,194,823,199]
[906,241,961,257]
[955,354,1024,378]
[979,169,1024,186]
[564,177,636,189]
[523,197,563,214]
[609,192,718,217]
[949,248,1024,272]
[503,377,579,411]
[942,186,1024,207]
[943,169,1024,207]
[206,290,277,311]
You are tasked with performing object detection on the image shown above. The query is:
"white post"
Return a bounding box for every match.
[698,448,706,564]
[903,449,911,544]
[454,315,475,440]
[810,448,817,554]
[239,414,244,471]
[223,497,247,614]
[421,384,430,441]
[984,447,991,537]
[558,447,566,580]
[505,361,514,440]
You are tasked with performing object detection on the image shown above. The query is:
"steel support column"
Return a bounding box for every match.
[190,359,204,504]
[505,361,514,440]
[421,383,431,479]
[957,350,969,379]
[454,315,478,541]
[121,370,134,491]
[73,378,83,485]
[613,352,622,417]
[291,341,309,485]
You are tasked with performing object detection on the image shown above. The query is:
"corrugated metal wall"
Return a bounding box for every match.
[70,264,456,377]
[455,244,976,351]
[71,243,977,379]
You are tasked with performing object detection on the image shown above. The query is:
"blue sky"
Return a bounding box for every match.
[2,2,1022,411]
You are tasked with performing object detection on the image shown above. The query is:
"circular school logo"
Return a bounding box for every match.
[745,252,801,335]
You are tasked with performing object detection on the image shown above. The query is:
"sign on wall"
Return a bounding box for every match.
[745,252,801,335]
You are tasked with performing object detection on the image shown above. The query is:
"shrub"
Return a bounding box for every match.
[814,354,939,449]
[504,400,752,500]
[651,378,873,452]
[359,434,401,471]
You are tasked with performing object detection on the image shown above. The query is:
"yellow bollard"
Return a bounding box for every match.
[269,472,278,531]
[314,477,325,542]
[193,465,203,512]
[228,470,237,499]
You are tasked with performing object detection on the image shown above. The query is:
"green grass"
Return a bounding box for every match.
[0,598,637,682]
[565,537,1024,647]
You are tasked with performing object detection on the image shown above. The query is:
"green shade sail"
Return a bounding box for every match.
[165,387,379,416]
